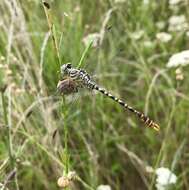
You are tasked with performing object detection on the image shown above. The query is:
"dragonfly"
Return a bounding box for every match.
[57,63,160,131]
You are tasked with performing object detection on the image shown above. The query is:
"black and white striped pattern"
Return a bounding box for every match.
[60,63,160,131]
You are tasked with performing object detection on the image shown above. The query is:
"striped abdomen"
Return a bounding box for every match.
[93,85,160,131]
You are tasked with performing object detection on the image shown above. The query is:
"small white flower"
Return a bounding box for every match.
[155,167,177,190]
[97,185,111,190]
[143,41,154,48]
[74,6,81,12]
[155,183,168,190]
[156,32,172,43]
[130,30,144,40]
[156,21,165,30]
[169,0,183,5]
[186,31,189,37]
[63,12,69,17]
[167,50,189,67]
[143,0,149,5]
[146,165,154,173]
[82,33,101,48]
[168,15,188,32]
[114,0,126,3]
[0,56,5,61]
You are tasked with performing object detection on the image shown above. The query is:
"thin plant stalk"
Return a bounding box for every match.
[42,0,70,180]
[149,99,176,189]
[77,40,93,69]
[1,92,13,167]
[77,176,95,190]
[1,91,17,190]
[61,96,69,175]
[42,1,61,67]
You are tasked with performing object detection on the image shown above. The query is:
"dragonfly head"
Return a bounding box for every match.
[60,63,72,75]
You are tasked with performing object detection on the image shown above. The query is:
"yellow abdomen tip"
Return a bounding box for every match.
[152,123,160,131]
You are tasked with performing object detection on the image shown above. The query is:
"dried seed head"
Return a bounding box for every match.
[5,69,13,77]
[57,171,77,188]
[57,79,78,95]
[175,68,184,81]
[43,1,50,9]
[176,74,184,81]
[57,176,70,188]
[175,68,182,75]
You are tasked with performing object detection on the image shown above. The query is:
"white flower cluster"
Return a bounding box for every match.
[97,185,111,190]
[155,167,177,190]
[168,15,188,32]
[156,32,172,43]
[167,50,189,67]
[143,0,149,4]
[130,30,144,40]
[114,0,126,3]
[169,0,183,5]
[156,21,166,30]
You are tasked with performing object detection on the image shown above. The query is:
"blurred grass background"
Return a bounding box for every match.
[0,0,189,189]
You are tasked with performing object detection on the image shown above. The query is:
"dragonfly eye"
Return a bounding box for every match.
[67,63,72,69]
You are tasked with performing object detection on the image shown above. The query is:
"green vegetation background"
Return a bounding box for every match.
[0,0,189,189]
